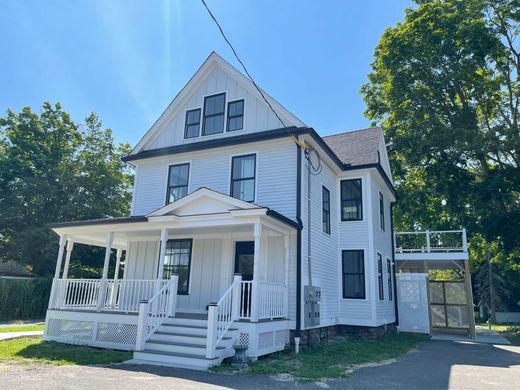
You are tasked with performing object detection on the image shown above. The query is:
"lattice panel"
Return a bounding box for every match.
[396,274,430,334]
[238,332,250,348]
[96,322,137,345]
[47,319,94,340]
[274,329,289,346]
[258,331,274,350]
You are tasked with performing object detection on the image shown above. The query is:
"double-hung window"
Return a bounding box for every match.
[230,154,256,202]
[342,250,365,299]
[341,179,363,221]
[166,163,189,204]
[379,192,385,231]
[322,186,330,234]
[387,258,393,301]
[377,253,384,300]
[227,100,244,131]
[184,109,201,139]
[163,239,192,295]
[202,93,226,135]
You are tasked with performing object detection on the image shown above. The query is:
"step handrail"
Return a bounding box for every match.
[205,274,242,359]
[135,275,179,350]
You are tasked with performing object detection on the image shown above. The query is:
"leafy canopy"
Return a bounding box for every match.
[0,103,133,275]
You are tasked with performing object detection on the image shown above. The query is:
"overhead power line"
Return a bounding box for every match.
[200,0,287,128]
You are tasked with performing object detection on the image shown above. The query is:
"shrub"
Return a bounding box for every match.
[0,277,52,321]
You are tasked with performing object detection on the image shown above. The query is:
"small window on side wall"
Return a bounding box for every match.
[341,179,362,221]
[342,250,365,299]
[379,192,385,231]
[166,163,189,204]
[377,253,384,300]
[231,154,256,202]
[184,109,201,139]
[227,100,244,131]
[202,93,226,136]
[322,186,330,234]
[387,258,393,301]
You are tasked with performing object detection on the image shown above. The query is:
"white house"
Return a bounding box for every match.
[43,52,474,370]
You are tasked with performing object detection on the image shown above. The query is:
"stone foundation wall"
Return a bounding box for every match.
[290,322,397,348]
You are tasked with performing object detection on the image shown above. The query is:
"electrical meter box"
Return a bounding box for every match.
[304,285,321,327]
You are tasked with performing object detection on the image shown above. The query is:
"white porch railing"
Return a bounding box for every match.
[394,229,468,254]
[206,275,242,359]
[135,275,179,350]
[258,281,287,320]
[239,280,253,319]
[52,279,167,312]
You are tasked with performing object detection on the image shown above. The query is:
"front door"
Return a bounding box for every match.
[234,241,254,280]
[235,241,254,318]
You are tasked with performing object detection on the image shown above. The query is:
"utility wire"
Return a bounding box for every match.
[200,0,287,128]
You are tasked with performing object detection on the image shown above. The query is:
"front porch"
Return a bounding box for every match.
[44,188,297,367]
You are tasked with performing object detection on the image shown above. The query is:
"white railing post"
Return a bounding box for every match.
[48,235,67,309]
[462,229,468,252]
[136,300,149,351]
[97,232,114,312]
[425,230,431,252]
[169,275,179,317]
[232,274,242,320]
[206,303,218,359]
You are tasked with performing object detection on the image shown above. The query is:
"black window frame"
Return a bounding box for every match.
[226,99,244,132]
[165,163,190,205]
[377,253,384,300]
[184,108,201,139]
[387,258,393,301]
[202,93,226,136]
[163,238,193,295]
[340,178,363,221]
[230,154,256,202]
[322,186,331,234]
[342,250,366,299]
[379,191,385,231]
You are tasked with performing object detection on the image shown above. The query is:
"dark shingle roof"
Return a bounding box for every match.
[322,127,382,166]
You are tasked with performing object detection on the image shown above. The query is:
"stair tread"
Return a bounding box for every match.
[160,323,238,331]
[153,331,232,340]
[138,349,219,361]
[146,340,225,350]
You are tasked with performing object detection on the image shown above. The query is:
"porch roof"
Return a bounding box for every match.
[48,188,299,249]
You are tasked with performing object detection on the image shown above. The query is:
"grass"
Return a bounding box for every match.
[211,333,429,381]
[477,323,520,346]
[0,324,44,333]
[0,336,132,366]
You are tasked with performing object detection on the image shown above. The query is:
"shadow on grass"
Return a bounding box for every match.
[0,337,132,365]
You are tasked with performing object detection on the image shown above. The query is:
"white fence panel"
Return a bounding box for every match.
[396,273,430,334]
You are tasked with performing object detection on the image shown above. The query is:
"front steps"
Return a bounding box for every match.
[132,314,237,370]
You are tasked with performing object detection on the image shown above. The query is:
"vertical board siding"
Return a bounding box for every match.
[125,241,159,279]
[147,66,284,150]
[131,139,297,220]
[371,171,396,325]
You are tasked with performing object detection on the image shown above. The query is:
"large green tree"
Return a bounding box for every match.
[362,0,520,308]
[0,103,133,275]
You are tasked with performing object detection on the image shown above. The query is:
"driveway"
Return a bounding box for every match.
[1,340,519,390]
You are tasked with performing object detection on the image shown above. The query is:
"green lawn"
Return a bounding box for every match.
[0,336,132,366]
[212,333,429,381]
[478,323,520,346]
[0,324,44,333]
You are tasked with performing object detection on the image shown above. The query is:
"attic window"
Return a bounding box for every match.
[227,100,244,131]
[202,93,226,136]
[184,109,201,139]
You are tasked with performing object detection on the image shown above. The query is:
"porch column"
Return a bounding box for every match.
[156,228,168,281]
[284,235,290,318]
[464,259,476,338]
[96,232,114,312]
[61,240,74,280]
[114,248,123,280]
[48,235,67,309]
[251,223,262,322]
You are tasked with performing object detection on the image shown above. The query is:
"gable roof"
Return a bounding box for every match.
[130,52,306,156]
[322,127,382,166]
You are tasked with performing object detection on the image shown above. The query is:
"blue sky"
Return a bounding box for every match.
[0,0,413,146]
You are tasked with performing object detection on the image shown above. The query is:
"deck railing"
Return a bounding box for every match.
[258,281,287,320]
[51,279,167,312]
[394,229,468,253]
[135,275,178,350]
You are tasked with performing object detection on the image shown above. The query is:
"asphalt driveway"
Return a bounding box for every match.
[1,339,519,390]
